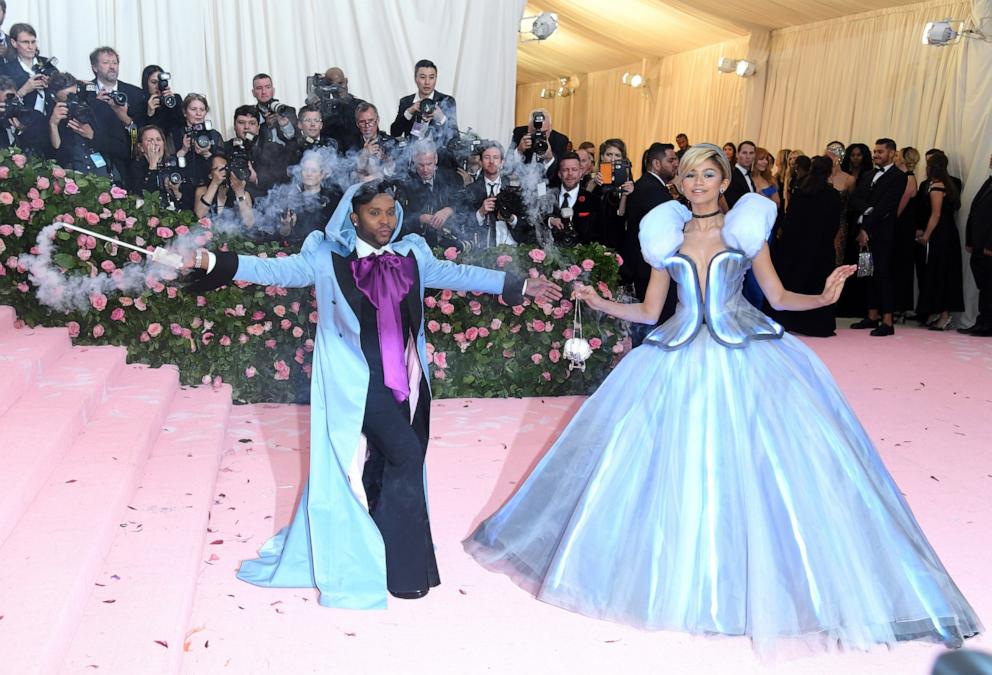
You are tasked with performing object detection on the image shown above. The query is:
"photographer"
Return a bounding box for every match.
[355,101,389,160]
[285,104,334,166]
[463,141,533,248]
[390,59,458,145]
[89,47,145,133]
[47,71,130,181]
[223,104,290,199]
[586,138,635,248]
[537,152,598,248]
[127,125,185,209]
[0,75,49,156]
[306,67,364,154]
[400,138,465,248]
[0,2,9,64]
[170,93,223,189]
[0,23,51,114]
[251,73,296,145]
[264,150,342,248]
[511,108,570,187]
[193,153,253,228]
[137,65,183,138]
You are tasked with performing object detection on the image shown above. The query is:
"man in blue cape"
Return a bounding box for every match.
[186,180,561,608]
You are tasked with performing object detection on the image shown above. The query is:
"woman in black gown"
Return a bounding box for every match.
[769,156,841,336]
[915,152,964,330]
[836,142,873,318]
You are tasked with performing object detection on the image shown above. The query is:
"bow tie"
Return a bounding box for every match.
[875,167,886,174]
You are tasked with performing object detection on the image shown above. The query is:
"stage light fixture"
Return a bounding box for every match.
[520,12,558,43]
[735,60,757,77]
[717,58,738,73]
[621,72,645,88]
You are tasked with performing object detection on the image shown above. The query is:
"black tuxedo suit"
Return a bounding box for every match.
[461,175,535,247]
[389,92,457,140]
[966,176,992,329]
[850,165,908,314]
[624,173,674,300]
[510,126,570,187]
[725,165,754,208]
[400,168,464,247]
[540,187,598,247]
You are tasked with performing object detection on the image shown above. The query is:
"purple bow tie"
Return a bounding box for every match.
[350,252,417,402]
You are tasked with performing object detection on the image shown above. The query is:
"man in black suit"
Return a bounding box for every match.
[313,67,365,154]
[723,139,756,208]
[0,75,49,156]
[89,46,146,133]
[849,138,909,336]
[462,141,534,248]
[624,142,680,302]
[223,105,291,198]
[390,59,457,145]
[399,139,465,248]
[675,133,689,159]
[510,108,570,187]
[537,152,598,247]
[1,23,50,115]
[961,152,992,337]
[250,73,297,146]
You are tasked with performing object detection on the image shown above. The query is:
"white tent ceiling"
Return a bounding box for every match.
[517,0,917,83]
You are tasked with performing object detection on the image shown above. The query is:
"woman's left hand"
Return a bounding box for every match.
[819,265,857,306]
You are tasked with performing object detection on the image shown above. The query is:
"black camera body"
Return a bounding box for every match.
[109,90,128,107]
[65,91,94,125]
[185,122,215,152]
[307,74,342,118]
[157,72,179,109]
[495,177,524,222]
[227,134,255,182]
[446,130,482,171]
[32,56,60,79]
[418,98,437,119]
[156,158,186,189]
[530,111,549,156]
[257,99,291,117]
[1,92,30,121]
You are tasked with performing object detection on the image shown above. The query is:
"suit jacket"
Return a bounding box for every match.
[537,186,598,247]
[461,174,535,246]
[966,176,992,250]
[624,173,675,282]
[89,78,146,127]
[223,136,292,198]
[0,109,51,157]
[1,58,45,112]
[389,91,457,140]
[51,97,131,179]
[724,165,754,208]
[257,105,298,146]
[510,126,570,186]
[850,166,908,240]
[399,167,465,245]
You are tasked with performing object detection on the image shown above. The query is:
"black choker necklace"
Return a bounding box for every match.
[691,209,721,219]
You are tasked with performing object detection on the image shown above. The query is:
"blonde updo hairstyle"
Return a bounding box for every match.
[674,143,732,195]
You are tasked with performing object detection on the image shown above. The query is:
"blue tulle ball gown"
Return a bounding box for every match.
[464,195,982,656]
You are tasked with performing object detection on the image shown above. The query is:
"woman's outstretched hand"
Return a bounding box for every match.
[573,282,604,310]
[819,265,857,306]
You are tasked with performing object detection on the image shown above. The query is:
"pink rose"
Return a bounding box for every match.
[37,177,51,190]
[77,248,91,261]
[531,353,543,364]
[549,349,561,363]
[292,326,304,338]
[466,327,479,341]
[454,332,466,343]
[129,252,143,264]
[561,270,575,283]
[441,323,451,334]
[66,321,80,338]
[0,166,8,179]
[139,332,150,343]
[52,166,66,179]
[0,224,12,235]
[196,295,206,307]
[490,318,502,330]
[110,186,127,199]
[589,337,602,349]
[148,217,160,227]
[110,308,125,322]
[98,192,112,205]
[64,181,79,195]
[541,371,551,381]
[156,227,174,239]
[427,320,440,332]
[440,303,455,316]
[134,298,147,311]
[147,323,163,337]
[434,369,446,380]
[0,192,13,205]
[273,360,291,381]
[11,154,27,168]
[503,349,513,358]
[273,305,286,317]
[441,289,453,301]
[85,212,100,225]
[496,254,513,268]
[478,327,489,338]
[113,209,126,221]
[219,335,232,346]
[581,259,595,271]
[615,254,623,266]
[468,301,482,315]
[90,293,108,311]
[170,323,183,336]
[247,323,265,336]
[245,366,257,378]
[424,296,437,308]
[252,311,265,321]
[166,287,178,299]
[532,319,546,332]
[443,247,458,261]
[528,249,546,263]
[511,305,525,316]
[309,311,318,324]
[434,352,447,368]
[176,225,189,235]
[280,319,292,330]
[15,205,31,220]
[92,324,105,338]
[201,332,213,345]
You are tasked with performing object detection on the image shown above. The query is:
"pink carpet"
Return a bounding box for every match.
[180,326,991,675]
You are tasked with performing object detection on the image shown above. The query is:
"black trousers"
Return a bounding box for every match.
[361,380,439,594]
[972,251,992,328]
[867,233,895,315]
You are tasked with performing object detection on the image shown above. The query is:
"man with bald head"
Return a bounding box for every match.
[511,108,570,187]
[313,66,366,154]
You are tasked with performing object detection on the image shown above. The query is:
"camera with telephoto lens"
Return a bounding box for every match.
[418,98,436,119]
[306,74,342,118]
[108,90,128,107]
[227,133,255,182]
[1,92,30,121]
[530,111,549,155]
[446,129,483,171]
[185,121,215,151]
[32,56,60,80]
[65,88,94,125]
[157,72,179,108]
[495,175,524,222]
[257,99,291,117]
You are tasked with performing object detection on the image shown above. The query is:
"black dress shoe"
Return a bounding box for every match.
[970,327,992,337]
[851,318,880,329]
[870,323,894,336]
[390,588,429,600]
[957,325,977,334]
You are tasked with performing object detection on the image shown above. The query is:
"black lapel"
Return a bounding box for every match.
[403,251,423,335]
[331,249,363,319]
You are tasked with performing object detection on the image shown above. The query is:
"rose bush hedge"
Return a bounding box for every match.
[0,148,629,402]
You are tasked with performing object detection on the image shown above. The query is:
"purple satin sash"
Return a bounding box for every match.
[350,252,416,402]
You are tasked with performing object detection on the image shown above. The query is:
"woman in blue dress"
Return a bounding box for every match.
[464,144,981,656]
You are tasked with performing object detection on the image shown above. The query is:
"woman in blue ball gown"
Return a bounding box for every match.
[464,144,981,656]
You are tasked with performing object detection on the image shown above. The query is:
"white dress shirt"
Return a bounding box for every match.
[736,163,755,192]
[403,92,447,126]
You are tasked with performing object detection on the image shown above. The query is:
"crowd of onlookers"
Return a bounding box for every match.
[0,9,988,337]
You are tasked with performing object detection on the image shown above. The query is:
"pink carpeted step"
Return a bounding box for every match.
[0,365,179,675]
[0,345,128,544]
[0,325,71,417]
[0,305,16,332]
[58,384,233,675]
